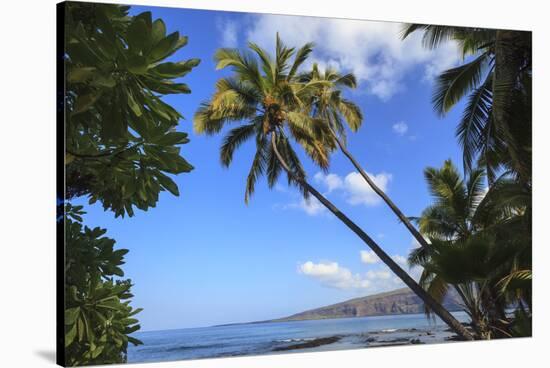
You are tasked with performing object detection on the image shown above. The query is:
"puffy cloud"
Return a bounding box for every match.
[344,171,391,206]
[299,249,422,293]
[217,18,238,47]
[299,261,371,290]
[314,172,343,193]
[314,171,392,207]
[366,269,391,280]
[392,121,409,136]
[246,14,461,100]
[360,250,379,264]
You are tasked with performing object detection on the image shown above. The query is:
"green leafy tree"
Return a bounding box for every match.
[65,2,199,217]
[194,35,474,341]
[61,3,199,365]
[64,205,143,365]
[408,160,531,338]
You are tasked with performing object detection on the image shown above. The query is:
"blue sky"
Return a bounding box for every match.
[74,5,469,331]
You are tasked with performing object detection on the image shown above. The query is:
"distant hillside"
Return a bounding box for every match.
[272,287,463,322]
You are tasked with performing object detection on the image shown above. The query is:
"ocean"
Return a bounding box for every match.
[128,311,470,363]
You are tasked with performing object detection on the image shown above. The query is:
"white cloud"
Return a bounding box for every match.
[299,249,422,293]
[366,269,391,280]
[314,171,392,207]
[246,15,461,100]
[344,171,391,206]
[392,121,409,136]
[360,250,379,264]
[314,172,343,193]
[299,261,371,290]
[217,19,238,47]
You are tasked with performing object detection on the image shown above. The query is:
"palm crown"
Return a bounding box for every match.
[194,35,338,203]
[297,64,363,144]
[408,160,530,337]
[402,25,531,183]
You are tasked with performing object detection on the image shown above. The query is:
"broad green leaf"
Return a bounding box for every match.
[150,59,200,78]
[149,32,184,62]
[156,172,179,196]
[151,19,166,44]
[68,67,97,83]
[127,55,148,75]
[127,92,142,117]
[91,344,105,358]
[126,19,149,52]
[65,323,77,347]
[65,307,80,325]
[72,91,102,115]
[128,336,143,346]
[152,132,189,146]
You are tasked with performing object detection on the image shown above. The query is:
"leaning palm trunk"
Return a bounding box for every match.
[270,132,475,341]
[328,127,431,249]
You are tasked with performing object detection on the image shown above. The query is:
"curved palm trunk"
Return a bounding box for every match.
[328,127,431,249]
[271,133,474,341]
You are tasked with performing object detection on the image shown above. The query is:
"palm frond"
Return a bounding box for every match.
[408,244,431,266]
[433,51,490,116]
[338,99,363,131]
[401,24,464,49]
[275,33,295,80]
[334,73,357,88]
[465,167,486,215]
[193,103,225,134]
[496,270,531,296]
[244,135,268,204]
[418,205,460,239]
[456,71,493,173]
[423,273,450,318]
[248,42,275,86]
[214,48,264,91]
[220,121,259,167]
[286,112,334,170]
[266,139,283,188]
[288,42,314,81]
[277,131,308,197]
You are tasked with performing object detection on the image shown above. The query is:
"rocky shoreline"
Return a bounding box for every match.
[270,327,463,352]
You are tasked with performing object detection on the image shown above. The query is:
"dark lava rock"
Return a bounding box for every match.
[273,336,341,351]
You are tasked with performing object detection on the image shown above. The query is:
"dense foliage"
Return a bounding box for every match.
[402,26,531,184]
[64,205,143,366]
[409,161,531,338]
[65,2,199,217]
[62,3,199,365]
[403,25,532,339]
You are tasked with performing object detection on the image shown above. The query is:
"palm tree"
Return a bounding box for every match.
[408,160,531,338]
[402,25,531,185]
[194,35,474,341]
[298,64,434,253]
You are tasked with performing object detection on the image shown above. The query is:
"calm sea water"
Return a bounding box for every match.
[128,311,470,363]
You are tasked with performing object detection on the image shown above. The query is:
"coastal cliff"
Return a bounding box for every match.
[272,287,463,322]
